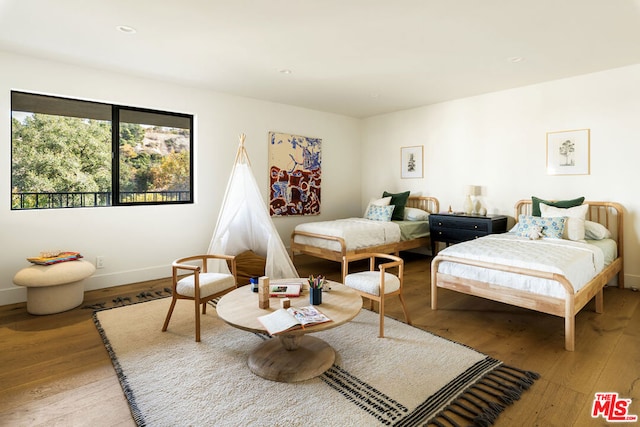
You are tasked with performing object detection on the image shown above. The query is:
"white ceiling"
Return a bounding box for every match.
[2,0,640,118]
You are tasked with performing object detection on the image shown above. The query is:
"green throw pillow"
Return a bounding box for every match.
[531,196,585,217]
[382,190,411,221]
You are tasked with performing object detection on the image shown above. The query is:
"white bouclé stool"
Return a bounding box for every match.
[13,260,96,315]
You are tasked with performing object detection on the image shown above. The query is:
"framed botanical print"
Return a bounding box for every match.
[546,129,590,175]
[401,145,423,179]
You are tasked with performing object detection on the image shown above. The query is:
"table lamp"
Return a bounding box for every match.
[465,185,482,215]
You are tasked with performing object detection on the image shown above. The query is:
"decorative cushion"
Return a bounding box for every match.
[364,196,392,217]
[383,190,411,221]
[366,204,395,221]
[585,220,612,240]
[531,196,585,217]
[176,272,236,298]
[403,207,430,221]
[539,203,588,241]
[515,215,566,239]
[344,271,400,296]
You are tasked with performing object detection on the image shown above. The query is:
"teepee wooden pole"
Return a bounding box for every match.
[234,133,251,166]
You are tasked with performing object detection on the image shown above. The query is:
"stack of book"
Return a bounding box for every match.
[27,251,83,265]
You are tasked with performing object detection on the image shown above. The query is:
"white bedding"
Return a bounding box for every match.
[437,233,609,299]
[294,218,401,252]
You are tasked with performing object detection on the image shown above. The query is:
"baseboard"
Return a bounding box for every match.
[0,264,171,307]
[84,265,170,291]
[623,273,640,291]
[0,287,27,306]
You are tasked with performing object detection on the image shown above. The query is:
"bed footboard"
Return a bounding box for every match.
[290,230,347,263]
[290,195,439,268]
[431,252,620,351]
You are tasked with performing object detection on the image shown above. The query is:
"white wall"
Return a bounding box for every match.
[0,51,361,305]
[362,64,640,288]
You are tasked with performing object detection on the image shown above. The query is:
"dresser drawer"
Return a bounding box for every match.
[429,213,509,254]
[432,217,489,232]
[431,227,486,242]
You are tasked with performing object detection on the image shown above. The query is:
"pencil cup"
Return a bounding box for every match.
[310,288,322,305]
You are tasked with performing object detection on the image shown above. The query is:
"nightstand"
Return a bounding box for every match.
[430,213,508,255]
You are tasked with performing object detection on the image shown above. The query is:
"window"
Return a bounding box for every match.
[11,91,193,209]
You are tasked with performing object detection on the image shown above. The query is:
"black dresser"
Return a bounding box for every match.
[430,213,508,255]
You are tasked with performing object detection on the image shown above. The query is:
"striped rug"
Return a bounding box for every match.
[94,298,538,426]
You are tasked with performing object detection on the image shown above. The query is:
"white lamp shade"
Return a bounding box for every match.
[467,185,482,196]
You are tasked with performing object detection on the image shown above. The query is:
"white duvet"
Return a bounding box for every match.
[294,218,401,252]
[437,233,606,299]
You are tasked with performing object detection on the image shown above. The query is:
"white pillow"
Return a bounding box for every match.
[584,220,612,240]
[539,203,588,241]
[364,196,391,217]
[403,207,430,221]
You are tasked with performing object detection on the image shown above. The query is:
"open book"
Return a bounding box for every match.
[258,306,331,335]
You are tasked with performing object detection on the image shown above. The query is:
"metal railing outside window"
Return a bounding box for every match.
[11,191,190,210]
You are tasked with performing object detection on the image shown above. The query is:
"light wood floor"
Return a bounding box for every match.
[1,253,638,426]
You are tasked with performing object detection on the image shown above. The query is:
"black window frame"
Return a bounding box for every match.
[11,91,194,209]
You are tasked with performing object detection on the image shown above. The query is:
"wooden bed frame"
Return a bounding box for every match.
[290,196,440,270]
[431,200,624,351]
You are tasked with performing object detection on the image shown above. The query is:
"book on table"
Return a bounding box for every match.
[258,306,331,335]
[269,283,301,297]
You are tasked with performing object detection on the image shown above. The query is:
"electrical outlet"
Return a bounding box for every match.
[96,256,105,269]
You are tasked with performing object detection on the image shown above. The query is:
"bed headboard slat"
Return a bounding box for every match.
[406,196,439,215]
[514,199,624,260]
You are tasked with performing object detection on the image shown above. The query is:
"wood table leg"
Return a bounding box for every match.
[247,335,335,382]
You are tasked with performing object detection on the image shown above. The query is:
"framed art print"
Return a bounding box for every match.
[268,131,322,216]
[546,129,590,175]
[401,145,423,179]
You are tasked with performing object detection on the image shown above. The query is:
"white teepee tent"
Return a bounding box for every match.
[207,134,299,279]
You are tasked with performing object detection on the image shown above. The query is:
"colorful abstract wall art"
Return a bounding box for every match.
[268,131,321,216]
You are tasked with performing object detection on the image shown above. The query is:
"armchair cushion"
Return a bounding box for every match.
[176,273,236,298]
[344,271,400,296]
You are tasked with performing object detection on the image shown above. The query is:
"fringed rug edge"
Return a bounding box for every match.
[92,312,147,427]
[397,357,539,427]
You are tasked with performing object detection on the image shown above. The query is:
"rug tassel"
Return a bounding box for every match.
[493,370,535,389]
[472,414,493,427]
[480,374,531,399]
[448,406,475,423]
[499,365,541,381]
[440,412,461,427]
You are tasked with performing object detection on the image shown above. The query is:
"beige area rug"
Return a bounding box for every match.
[93,298,538,426]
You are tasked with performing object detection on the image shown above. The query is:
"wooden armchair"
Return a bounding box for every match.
[162,254,237,342]
[342,253,411,338]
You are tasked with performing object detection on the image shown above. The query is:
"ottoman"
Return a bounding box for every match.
[13,260,96,315]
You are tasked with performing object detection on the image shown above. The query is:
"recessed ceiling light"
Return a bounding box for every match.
[508,56,524,63]
[279,69,292,75]
[116,25,137,34]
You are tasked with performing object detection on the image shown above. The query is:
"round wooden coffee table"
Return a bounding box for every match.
[216,279,361,382]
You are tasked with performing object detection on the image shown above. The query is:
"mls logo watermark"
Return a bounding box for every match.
[592,392,638,422]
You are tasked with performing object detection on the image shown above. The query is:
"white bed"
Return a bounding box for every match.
[431,200,624,351]
[290,196,439,269]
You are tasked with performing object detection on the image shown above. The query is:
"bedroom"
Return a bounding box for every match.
[1,2,639,306]
[1,1,640,425]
